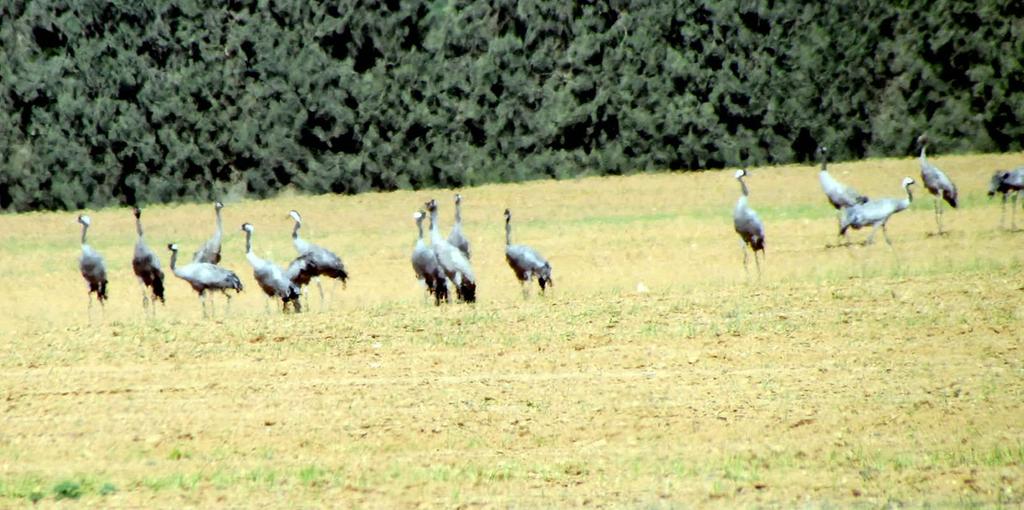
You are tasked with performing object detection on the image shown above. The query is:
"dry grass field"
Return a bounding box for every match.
[1,153,1023,508]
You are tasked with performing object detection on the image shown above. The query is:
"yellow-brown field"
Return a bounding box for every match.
[1,153,1022,507]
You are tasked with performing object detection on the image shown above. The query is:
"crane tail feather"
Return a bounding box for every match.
[97,279,109,302]
[153,271,166,303]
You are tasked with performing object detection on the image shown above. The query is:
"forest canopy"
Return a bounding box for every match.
[1,0,1021,211]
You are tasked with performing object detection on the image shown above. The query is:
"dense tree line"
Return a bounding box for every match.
[1,0,1021,212]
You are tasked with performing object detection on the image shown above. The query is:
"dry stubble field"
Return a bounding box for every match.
[1,153,1023,508]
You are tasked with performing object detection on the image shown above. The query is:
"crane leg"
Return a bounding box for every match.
[138,280,151,316]
[739,239,749,276]
[933,197,944,234]
[1012,193,1019,230]
[882,223,893,246]
[840,227,852,247]
[834,210,847,246]
[224,293,232,318]
[521,279,530,299]
[865,224,881,245]
[315,277,325,311]
[939,199,945,233]
[753,249,763,278]
[1000,194,1008,229]
[200,291,208,319]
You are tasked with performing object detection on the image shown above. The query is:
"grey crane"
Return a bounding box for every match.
[447,193,471,260]
[733,169,765,276]
[425,199,476,302]
[917,135,958,234]
[193,201,224,264]
[411,210,449,305]
[504,208,553,297]
[131,207,165,313]
[77,215,108,316]
[286,210,348,308]
[818,145,868,212]
[988,167,1024,230]
[167,242,243,318]
[839,177,916,246]
[242,223,301,313]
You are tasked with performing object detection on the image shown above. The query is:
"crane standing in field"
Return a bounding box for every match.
[839,177,916,246]
[193,201,224,264]
[131,207,165,314]
[411,210,448,305]
[917,135,958,235]
[167,243,243,318]
[988,167,1024,230]
[425,199,476,302]
[77,214,108,318]
[448,193,471,260]
[242,223,301,313]
[817,146,868,239]
[733,169,766,277]
[503,208,553,297]
[286,210,348,310]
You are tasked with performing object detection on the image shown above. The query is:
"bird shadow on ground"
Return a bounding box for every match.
[823,242,853,250]
[823,240,872,249]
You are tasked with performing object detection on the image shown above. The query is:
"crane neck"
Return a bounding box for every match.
[169,249,178,270]
[919,144,927,163]
[292,220,301,240]
[428,208,441,243]
[738,177,749,197]
[904,183,914,203]
[454,201,462,224]
[244,229,253,254]
[80,223,89,245]
[819,157,828,173]
[215,207,223,235]
[135,215,144,239]
[416,217,424,240]
[505,217,512,246]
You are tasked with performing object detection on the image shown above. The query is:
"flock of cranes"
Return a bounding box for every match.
[732,135,1013,276]
[76,194,553,317]
[77,134,1019,316]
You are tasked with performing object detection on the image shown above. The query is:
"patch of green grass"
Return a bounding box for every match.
[210,469,241,489]
[298,465,328,487]
[721,456,759,482]
[167,446,192,460]
[0,474,46,500]
[52,479,82,500]
[245,467,279,487]
[139,472,201,492]
[945,442,1024,468]
[1,474,121,502]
